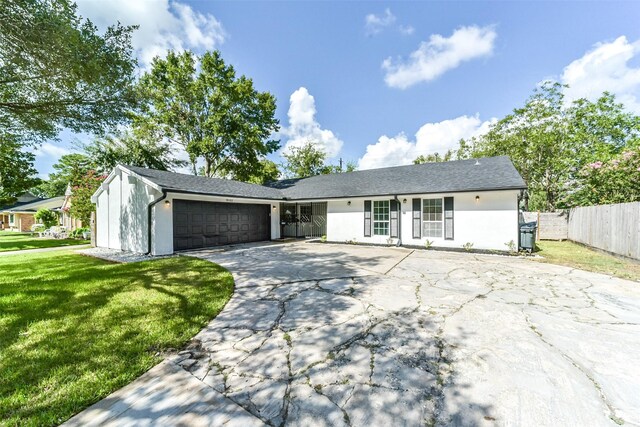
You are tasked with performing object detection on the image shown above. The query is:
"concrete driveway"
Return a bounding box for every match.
[67,242,640,427]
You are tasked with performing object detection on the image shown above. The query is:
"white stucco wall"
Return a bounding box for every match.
[325,190,520,251]
[95,165,519,255]
[95,168,162,253]
[151,192,281,256]
[107,171,122,250]
[96,190,109,248]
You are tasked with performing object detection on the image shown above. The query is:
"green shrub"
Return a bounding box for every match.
[70,227,90,239]
[34,208,58,228]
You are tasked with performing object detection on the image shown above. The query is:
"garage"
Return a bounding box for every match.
[173,200,271,251]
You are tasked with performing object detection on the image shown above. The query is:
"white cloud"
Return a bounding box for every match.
[34,143,72,158]
[561,36,640,113]
[280,87,343,158]
[358,115,495,170]
[399,25,415,36]
[382,25,497,89]
[75,0,226,69]
[365,9,396,36]
[365,9,415,37]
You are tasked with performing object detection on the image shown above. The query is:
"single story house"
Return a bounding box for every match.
[0,194,65,232]
[92,156,527,255]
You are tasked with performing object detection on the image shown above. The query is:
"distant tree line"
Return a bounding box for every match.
[415,82,640,211]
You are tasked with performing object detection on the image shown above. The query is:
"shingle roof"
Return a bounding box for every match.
[267,156,526,199]
[123,156,526,201]
[124,165,285,200]
[0,196,64,212]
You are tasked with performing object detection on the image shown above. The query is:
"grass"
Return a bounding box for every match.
[535,240,640,282]
[0,251,234,426]
[0,232,89,252]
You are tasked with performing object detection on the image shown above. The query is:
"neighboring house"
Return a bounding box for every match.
[0,194,65,232]
[92,156,527,255]
[60,184,83,230]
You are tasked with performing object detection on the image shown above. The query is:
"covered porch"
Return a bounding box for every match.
[279,201,327,238]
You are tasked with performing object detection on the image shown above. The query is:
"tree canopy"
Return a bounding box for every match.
[434,82,640,210]
[0,0,138,144]
[282,141,357,178]
[35,153,93,198]
[82,128,186,174]
[0,136,40,206]
[137,50,280,179]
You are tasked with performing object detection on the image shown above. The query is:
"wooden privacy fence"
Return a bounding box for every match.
[567,202,640,260]
[522,211,568,240]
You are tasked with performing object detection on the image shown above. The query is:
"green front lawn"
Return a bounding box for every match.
[0,251,234,426]
[535,240,640,282]
[0,232,89,252]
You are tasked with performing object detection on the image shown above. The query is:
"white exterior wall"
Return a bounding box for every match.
[95,168,162,253]
[151,192,281,256]
[96,190,109,247]
[326,190,520,251]
[107,172,122,250]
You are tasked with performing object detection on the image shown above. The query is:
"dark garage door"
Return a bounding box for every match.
[173,200,270,251]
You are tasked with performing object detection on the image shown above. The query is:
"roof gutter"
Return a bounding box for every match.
[146,191,167,255]
[393,195,402,247]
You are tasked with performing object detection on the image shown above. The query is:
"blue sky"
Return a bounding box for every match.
[35,0,640,175]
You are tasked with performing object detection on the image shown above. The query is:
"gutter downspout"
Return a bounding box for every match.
[393,195,402,247]
[147,191,167,255]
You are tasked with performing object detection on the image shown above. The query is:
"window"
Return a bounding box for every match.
[9,214,14,225]
[373,200,390,235]
[422,198,443,238]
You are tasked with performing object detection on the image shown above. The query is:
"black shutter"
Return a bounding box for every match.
[364,200,372,237]
[390,200,399,238]
[412,198,421,239]
[444,197,454,240]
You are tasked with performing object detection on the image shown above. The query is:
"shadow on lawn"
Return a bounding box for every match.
[0,253,234,426]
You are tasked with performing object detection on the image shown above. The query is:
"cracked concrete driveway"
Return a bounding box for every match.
[67,242,640,427]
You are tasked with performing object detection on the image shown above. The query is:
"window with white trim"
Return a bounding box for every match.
[373,200,390,235]
[422,198,443,238]
[9,214,14,225]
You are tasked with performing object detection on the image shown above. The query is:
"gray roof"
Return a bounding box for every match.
[268,156,526,199]
[124,156,525,201]
[0,196,64,212]
[124,165,285,200]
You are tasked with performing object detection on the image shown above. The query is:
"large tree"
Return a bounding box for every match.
[0,0,137,143]
[138,50,280,179]
[68,170,104,224]
[282,142,328,178]
[0,137,40,206]
[282,141,357,178]
[459,83,640,210]
[83,127,186,174]
[243,159,281,184]
[466,82,571,211]
[35,153,93,198]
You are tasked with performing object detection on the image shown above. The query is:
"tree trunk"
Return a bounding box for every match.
[204,158,212,177]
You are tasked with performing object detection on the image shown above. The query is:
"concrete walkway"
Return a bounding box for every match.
[65,242,640,426]
[0,244,91,256]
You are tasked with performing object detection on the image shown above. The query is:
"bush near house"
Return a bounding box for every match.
[33,208,58,228]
